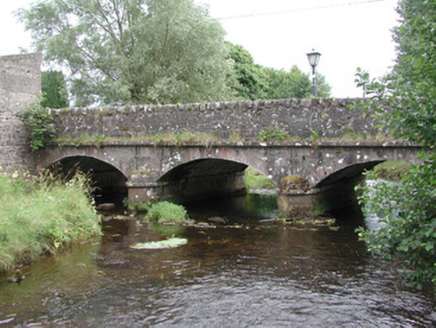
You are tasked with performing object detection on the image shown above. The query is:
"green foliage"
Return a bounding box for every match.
[128,201,151,213]
[227,43,268,100]
[19,0,236,106]
[145,201,191,224]
[0,170,101,271]
[244,167,277,190]
[373,161,412,180]
[41,70,68,108]
[355,0,436,289]
[228,43,332,100]
[357,158,436,289]
[20,97,57,150]
[259,126,288,141]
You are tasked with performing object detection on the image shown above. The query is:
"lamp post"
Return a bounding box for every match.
[306,49,321,97]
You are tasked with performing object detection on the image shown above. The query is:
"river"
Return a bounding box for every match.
[0,194,435,327]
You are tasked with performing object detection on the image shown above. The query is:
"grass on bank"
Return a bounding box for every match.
[0,170,101,272]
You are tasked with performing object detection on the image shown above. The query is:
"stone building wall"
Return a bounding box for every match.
[52,98,380,140]
[0,53,42,171]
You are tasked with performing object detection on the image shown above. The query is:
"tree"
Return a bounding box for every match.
[18,0,236,106]
[356,0,436,289]
[227,43,267,100]
[262,66,331,99]
[228,43,331,100]
[41,70,68,108]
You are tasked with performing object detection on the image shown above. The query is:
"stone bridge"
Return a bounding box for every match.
[38,141,420,207]
[35,98,421,214]
[0,54,422,214]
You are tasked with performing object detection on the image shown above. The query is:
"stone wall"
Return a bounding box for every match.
[52,98,381,140]
[0,53,41,171]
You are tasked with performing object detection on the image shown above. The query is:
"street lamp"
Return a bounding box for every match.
[306,49,321,97]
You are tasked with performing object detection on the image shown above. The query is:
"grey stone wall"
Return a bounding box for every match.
[52,98,381,140]
[0,53,42,171]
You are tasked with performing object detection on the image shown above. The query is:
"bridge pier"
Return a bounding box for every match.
[127,173,162,203]
[278,190,319,215]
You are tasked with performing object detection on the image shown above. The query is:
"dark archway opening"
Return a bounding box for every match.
[157,159,278,222]
[47,156,128,207]
[314,160,385,224]
[158,158,249,203]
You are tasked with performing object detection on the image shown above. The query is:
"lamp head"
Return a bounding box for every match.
[306,49,321,68]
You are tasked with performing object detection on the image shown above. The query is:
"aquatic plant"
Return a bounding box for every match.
[145,201,191,224]
[130,237,188,250]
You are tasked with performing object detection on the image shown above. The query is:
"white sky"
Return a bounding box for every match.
[1,0,400,98]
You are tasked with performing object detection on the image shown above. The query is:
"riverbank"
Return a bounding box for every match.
[0,170,101,272]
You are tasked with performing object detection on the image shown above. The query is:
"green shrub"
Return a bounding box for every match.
[128,201,151,212]
[259,126,288,141]
[20,97,57,150]
[145,201,191,224]
[0,170,101,271]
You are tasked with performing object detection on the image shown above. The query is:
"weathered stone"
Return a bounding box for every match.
[0,53,41,172]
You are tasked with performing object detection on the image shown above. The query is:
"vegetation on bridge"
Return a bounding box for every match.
[356,0,436,289]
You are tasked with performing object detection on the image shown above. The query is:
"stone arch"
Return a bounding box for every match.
[315,160,385,189]
[313,160,385,215]
[46,155,128,205]
[156,158,249,203]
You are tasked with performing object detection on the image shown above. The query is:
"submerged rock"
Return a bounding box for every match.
[207,216,228,225]
[96,203,116,210]
[6,269,25,284]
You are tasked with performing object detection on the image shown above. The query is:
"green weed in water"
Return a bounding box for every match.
[145,201,192,224]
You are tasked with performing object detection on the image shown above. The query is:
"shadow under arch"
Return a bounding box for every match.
[157,158,249,203]
[46,156,128,205]
[315,160,385,189]
[314,160,385,222]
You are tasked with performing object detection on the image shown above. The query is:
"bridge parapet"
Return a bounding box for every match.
[52,98,384,141]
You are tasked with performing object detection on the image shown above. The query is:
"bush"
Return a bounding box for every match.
[0,170,101,271]
[357,158,436,289]
[145,201,190,224]
[20,97,57,150]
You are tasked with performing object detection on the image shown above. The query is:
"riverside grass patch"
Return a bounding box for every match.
[0,170,101,271]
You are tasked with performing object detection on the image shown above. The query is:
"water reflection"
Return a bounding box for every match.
[0,194,435,327]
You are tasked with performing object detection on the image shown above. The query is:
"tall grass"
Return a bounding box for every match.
[0,170,101,271]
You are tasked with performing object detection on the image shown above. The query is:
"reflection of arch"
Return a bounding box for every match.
[157,158,249,203]
[47,156,128,204]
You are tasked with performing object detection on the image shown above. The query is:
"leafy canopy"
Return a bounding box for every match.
[19,0,236,106]
[356,0,436,289]
[41,70,69,109]
[227,43,331,100]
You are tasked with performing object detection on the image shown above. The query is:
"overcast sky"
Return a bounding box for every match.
[0,0,400,98]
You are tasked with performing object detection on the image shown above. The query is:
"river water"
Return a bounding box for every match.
[0,194,435,327]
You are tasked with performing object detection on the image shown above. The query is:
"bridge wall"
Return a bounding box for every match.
[52,98,383,140]
[0,53,41,171]
[38,141,421,205]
